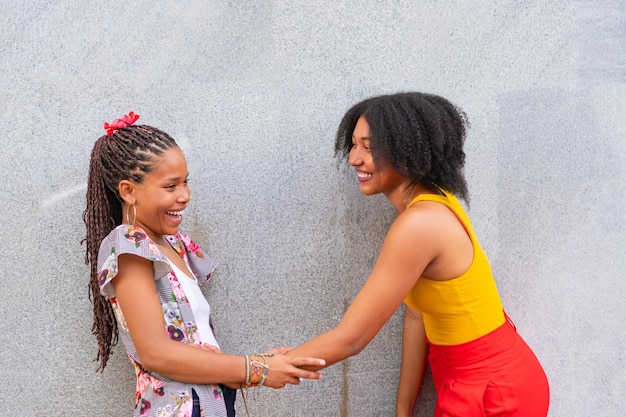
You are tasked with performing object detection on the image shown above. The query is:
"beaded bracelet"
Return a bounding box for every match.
[244,354,270,387]
[241,353,273,416]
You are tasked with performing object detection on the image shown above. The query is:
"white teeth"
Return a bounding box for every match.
[167,210,184,216]
[357,171,372,178]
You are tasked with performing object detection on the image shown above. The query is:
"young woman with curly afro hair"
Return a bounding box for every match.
[288,92,549,417]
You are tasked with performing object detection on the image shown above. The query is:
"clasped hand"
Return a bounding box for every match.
[199,344,325,389]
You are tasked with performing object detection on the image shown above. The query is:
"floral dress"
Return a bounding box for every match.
[98,224,228,417]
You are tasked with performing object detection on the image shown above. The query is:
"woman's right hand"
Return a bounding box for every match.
[262,354,325,388]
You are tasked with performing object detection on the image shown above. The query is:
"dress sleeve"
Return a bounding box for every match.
[97,224,171,299]
[175,230,217,285]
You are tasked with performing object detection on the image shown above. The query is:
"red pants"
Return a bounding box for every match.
[428,316,549,417]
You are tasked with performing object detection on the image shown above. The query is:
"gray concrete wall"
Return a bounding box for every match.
[1,1,624,416]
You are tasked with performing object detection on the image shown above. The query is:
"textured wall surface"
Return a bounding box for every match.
[1,1,624,416]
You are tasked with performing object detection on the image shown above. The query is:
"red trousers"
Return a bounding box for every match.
[428,316,550,417]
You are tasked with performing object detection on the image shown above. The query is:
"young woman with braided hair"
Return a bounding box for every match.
[287,92,550,416]
[84,112,324,417]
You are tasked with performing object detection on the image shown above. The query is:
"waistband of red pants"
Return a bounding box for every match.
[428,312,518,365]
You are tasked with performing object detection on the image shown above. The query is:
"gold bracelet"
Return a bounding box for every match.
[244,355,251,386]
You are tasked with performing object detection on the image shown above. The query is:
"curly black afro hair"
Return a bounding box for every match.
[335,92,469,202]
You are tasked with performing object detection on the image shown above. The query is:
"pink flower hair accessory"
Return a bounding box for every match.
[104,111,140,137]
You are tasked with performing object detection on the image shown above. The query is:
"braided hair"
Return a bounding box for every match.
[335,92,470,202]
[83,124,178,371]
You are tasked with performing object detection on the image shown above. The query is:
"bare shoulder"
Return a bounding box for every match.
[395,200,473,280]
[386,200,467,260]
[391,200,457,238]
[376,202,449,268]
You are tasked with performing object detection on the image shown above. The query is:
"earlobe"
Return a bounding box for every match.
[118,180,136,205]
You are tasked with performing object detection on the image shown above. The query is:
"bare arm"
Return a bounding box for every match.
[112,254,324,387]
[395,307,428,417]
[286,210,439,369]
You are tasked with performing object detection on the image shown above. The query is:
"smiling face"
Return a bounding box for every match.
[349,116,409,200]
[122,146,190,241]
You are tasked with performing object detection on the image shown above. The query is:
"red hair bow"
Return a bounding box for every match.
[104,111,140,137]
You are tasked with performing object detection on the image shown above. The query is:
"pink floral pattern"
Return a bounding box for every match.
[169,275,188,302]
[97,225,223,417]
[179,232,204,259]
[134,360,165,414]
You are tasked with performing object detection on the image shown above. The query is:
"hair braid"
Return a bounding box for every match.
[83,124,177,371]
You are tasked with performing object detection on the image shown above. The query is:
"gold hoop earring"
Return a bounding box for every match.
[126,204,137,225]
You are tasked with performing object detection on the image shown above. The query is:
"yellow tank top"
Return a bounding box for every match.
[403,192,505,345]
